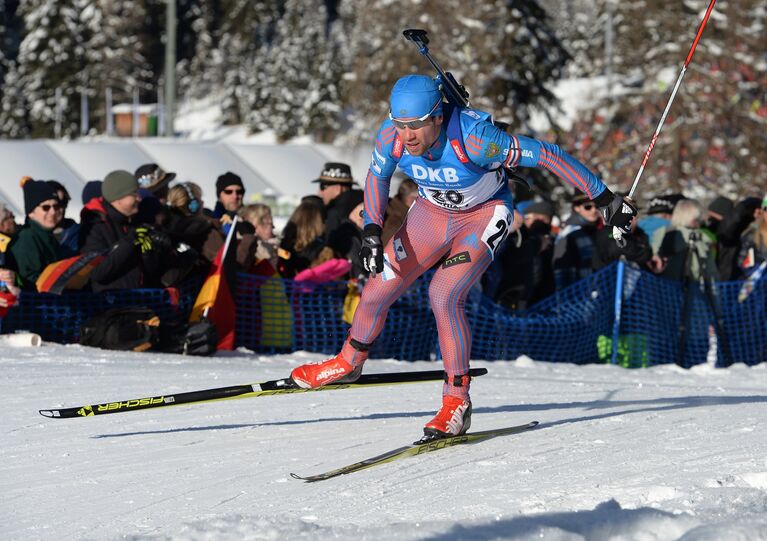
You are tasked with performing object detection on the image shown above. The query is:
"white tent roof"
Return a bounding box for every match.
[135,140,275,203]
[0,139,386,220]
[0,141,86,217]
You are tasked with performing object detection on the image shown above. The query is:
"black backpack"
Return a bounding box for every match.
[80,307,160,352]
[158,319,218,356]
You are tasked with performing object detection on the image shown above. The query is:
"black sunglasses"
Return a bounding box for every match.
[319,182,346,191]
[223,189,244,196]
[39,204,62,212]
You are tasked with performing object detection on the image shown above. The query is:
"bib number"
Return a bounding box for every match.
[481,206,513,257]
[427,189,464,208]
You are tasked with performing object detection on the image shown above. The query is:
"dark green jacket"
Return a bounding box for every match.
[7,219,64,290]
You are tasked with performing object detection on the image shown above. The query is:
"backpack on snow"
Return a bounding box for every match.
[158,319,218,356]
[79,307,160,352]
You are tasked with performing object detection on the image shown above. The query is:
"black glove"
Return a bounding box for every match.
[148,229,173,254]
[360,224,384,277]
[595,190,638,236]
[133,227,153,254]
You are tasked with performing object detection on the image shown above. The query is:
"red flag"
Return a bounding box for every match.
[189,218,238,350]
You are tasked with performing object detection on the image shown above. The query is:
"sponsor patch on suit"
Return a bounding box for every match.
[393,237,408,261]
[442,251,472,269]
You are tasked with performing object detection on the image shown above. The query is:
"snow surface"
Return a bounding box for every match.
[3,344,767,541]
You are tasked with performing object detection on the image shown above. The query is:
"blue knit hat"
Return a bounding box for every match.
[389,75,443,120]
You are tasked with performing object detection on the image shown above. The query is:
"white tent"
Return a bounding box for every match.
[0,139,382,220]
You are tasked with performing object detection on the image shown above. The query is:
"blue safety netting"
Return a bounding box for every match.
[614,263,767,368]
[235,273,436,361]
[465,264,618,364]
[0,279,201,344]
[1,263,764,367]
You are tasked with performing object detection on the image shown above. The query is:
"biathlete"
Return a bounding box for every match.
[291,74,638,439]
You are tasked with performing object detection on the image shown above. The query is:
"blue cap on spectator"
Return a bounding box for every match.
[515,200,534,214]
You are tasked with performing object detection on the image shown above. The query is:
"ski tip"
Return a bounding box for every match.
[290,472,324,482]
[39,410,55,418]
[529,421,540,428]
[471,368,489,377]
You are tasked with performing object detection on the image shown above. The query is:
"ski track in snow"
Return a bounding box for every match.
[2,344,767,540]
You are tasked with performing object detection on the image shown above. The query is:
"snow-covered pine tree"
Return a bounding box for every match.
[340,0,567,142]
[304,13,344,142]
[4,0,89,138]
[81,0,151,135]
[215,0,280,125]
[540,0,614,78]
[255,0,337,141]
[0,60,30,138]
[0,3,9,109]
[466,0,569,133]
[176,0,219,101]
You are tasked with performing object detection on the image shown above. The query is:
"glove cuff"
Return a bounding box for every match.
[592,187,614,208]
[363,224,383,238]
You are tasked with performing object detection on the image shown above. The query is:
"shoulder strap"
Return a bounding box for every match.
[445,105,489,175]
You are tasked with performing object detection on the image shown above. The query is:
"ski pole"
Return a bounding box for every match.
[403,29,470,108]
[615,0,717,246]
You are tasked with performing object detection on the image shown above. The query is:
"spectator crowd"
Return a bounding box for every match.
[0,161,765,320]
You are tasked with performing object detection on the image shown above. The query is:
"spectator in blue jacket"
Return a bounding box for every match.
[638,193,684,242]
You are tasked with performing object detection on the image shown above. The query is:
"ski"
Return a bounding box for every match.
[290,421,539,482]
[38,367,488,419]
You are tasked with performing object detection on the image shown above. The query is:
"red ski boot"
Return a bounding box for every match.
[423,395,472,438]
[290,352,363,389]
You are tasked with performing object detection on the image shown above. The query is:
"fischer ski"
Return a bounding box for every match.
[290,421,539,482]
[38,367,489,419]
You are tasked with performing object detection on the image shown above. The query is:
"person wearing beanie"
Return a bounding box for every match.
[523,200,556,226]
[209,171,248,234]
[6,179,64,290]
[79,170,168,292]
[705,195,734,236]
[81,180,102,206]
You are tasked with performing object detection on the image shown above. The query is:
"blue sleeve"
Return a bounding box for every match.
[363,120,398,228]
[463,120,607,200]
